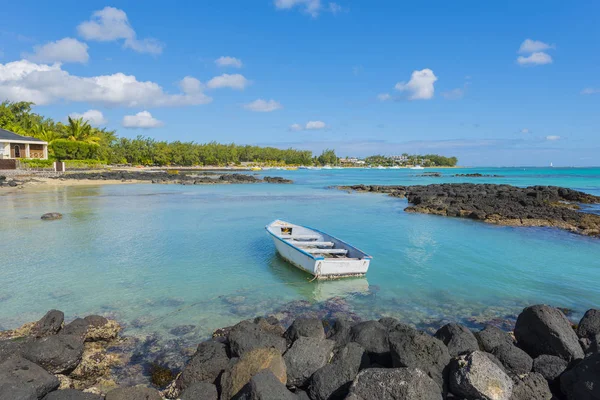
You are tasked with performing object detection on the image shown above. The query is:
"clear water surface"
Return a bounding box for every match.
[1,167,599,341]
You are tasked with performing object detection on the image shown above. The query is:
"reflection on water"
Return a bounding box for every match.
[1,168,600,342]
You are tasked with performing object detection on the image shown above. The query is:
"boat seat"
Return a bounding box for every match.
[290,241,334,247]
[279,235,320,240]
[305,248,348,255]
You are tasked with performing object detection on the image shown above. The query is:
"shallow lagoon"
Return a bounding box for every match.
[1,167,599,342]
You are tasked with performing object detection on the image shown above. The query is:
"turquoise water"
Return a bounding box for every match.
[1,167,600,342]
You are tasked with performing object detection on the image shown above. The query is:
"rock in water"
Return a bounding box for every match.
[449,351,513,400]
[510,372,552,400]
[577,309,600,339]
[514,305,584,361]
[0,356,60,399]
[32,309,64,337]
[560,353,600,400]
[176,341,230,390]
[232,370,297,400]
[434,323,480,357]
[179,382,218,400]
[388,328,450,389]
[489,343,533,375]
[283,337,335,387]
[104,386,162,400]
[41,213,63,221]
[220,347,287,399]
[475,325,514,352]
[42,389,103,399]
[345,368,442,400]
[228,320,287,357]
[22,334,84,374]
[308,342,369,400]
[532,354,568,381]
[284,318,325,342]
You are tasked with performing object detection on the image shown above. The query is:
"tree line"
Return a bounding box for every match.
[0,101,458,167]
[363,153,458,167]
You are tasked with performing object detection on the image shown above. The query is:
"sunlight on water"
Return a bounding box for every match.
[1,167,599,342]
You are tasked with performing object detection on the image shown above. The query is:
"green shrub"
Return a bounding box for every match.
[64,159,105,169]
[50,139,100,161]
[20,159,54,169]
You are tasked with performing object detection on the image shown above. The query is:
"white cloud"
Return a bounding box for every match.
[77,7,163,55]
[306,120,326,130]
[377,93,392,101]
[206,74,249,90]
[441,88,464,100]
[517,52,553,66]
[521,128,530,134]
[215,56,243,68]
[518,39,554,54]
[0,59,212,107]
[290,121,327,131]
[122,111,163,128]
[275,0,322,17]
[581,87,600,95]
[24,38,89,64]
[395,69,437,100]
[179,76,203,94]
[69,110,107,126]
[546,135,561,141]
[244,99,283,112]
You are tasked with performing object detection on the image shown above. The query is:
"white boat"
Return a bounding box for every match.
[322,165,333,170]
[265,220,372,279]
[410,165,424,170]
[376,165,386,170]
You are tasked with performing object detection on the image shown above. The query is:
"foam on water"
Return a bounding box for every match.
[1,167,599,341]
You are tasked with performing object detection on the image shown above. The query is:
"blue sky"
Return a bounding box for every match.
[0,0,599,166]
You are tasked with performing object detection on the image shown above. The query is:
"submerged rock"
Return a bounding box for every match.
[41,213,63,221]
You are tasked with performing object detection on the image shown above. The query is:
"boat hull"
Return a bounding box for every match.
[266,220,371,280]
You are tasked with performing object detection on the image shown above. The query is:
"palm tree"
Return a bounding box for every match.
[2,122,28,135]
[31,124,61,143]
[63,117,100,144]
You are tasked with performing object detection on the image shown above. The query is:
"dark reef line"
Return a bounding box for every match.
[337,183,600,237]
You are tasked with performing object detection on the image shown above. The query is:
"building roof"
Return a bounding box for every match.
[0,127,46,143]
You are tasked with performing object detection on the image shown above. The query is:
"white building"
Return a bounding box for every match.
[0,128,48,160]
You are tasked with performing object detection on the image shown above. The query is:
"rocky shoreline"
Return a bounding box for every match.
[338,184,600,237]
[0,171,293,189]
[1,304,599,399]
